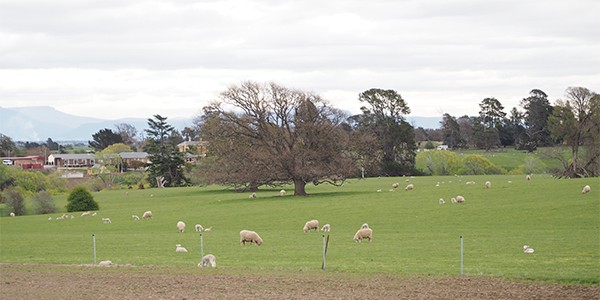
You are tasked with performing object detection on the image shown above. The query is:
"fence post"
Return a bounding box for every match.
[460,235,464,275]
[92,234,97,265]
[200,233,204,260]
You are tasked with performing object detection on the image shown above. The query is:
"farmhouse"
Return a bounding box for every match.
[177,138,209,163]
[0,156,45,170]
[47,153,96,168]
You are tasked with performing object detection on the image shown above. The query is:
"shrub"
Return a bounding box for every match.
[424,141,435,150]
[33,191,58,214]
[66,186,99,212]
[4,188,25,216]
[457,155,506,175]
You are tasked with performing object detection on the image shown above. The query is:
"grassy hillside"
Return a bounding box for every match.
[0,175,598,283]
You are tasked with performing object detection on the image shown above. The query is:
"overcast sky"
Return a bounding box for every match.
[1,0,598,121]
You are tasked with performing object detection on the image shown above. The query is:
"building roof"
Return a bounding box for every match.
[48,153,97,160]
[119,152,149,159]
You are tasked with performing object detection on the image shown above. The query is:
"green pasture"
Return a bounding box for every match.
[1,175,598,283]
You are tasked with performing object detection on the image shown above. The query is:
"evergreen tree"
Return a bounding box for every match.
[144,115,189,187]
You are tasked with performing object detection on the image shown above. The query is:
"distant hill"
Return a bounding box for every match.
[0,106,441,142]
[0,106,193,142]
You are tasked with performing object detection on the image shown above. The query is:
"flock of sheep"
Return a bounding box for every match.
[19,178,592,268]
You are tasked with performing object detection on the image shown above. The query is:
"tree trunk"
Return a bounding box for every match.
[293,178,307,196]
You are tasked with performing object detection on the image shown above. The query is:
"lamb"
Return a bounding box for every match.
[81,211,91,217]
[177,221,186,233]
[199,254,216,268]
[279,190,286,196]
[354,228,373,243]
[320,224,331,232]
[439,198,445,204]
[405,183,414,191]
[523,245,534,254]
[451,197,457,204]
[142,211,153,219]
[9,212,15,217]
[98,260,113,266]
[249,193,257,198]
[455,195,465,203]
[526,174,532,181]
[175,244,188,253]
[303,219,319,232]
[132,215,140,221]
[582,185,591,194]
[361,223,369,229]
[203,227,212,232]
[102,218,112,224]
[466,181,476,185]
[240,230,263,245]
[391,182,399,189]
[195,224,204,232]
[484,181,492,189]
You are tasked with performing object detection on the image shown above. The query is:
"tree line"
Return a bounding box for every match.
[1,83,598,195]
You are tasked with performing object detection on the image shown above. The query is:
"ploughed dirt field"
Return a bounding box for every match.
[1,264,598,299]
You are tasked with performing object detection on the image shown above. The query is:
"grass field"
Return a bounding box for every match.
[0,174,598,284]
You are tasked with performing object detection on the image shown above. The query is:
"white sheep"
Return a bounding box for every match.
[98,260,113,266]
[249,193,257,198]
[279,190,286,196]
[199,254,216,268]
[376,189,382,192]
[582,185,591,194]
[455,195,465,203]
[523,245,534,254]
[303,219,319,232]
[92,212,97,216]
[526,174,532,181]
[48,216,52,221]
[81,211,91,217]
[320,224,331,232]
[391,182,399,189]
[177,221,186,233]
[102,218,111,224]
[354,228,373,243]
[9,212,15,217]
[361,223,369,229]
[142,211,153,219]
[451,197,457,204]
[405,183,414,191]
[195,224,204,232]
[132,215,140,221]
[484,181,492,189]
[175,244,188,253]
[439,198,445,204]
[466,181,476,185]
[204,227,213,232]
[240,230,263,246]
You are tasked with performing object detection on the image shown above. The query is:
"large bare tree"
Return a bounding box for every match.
[199,81,355,195]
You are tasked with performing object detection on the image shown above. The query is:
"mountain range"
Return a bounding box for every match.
[0,106,441,142]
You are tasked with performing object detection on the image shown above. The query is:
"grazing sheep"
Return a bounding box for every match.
[354,228,373,243]
[102,218,111,224]
[92,212,97,217]
[466,181,476,185]
[9,212,15,217]
[361,223,369,229]
[405,183,414,191]
[321,224,331,232]
[439,198,445,204]
[81,211,91,217]
[98,260,113,266]
[451,197,457,204]
[199,254,216,268]
[142,211,153,219]
[177,221,186,233]
[376,189,382,192]
[48,216,52,221]
[391,182,399,189]
[175,244,188,253]
[203,227,212,232]
[582,185,591,194]
[279,190,286,196]
[249,193,257,198]
[455,195,465,203]
[195,224,204,232]
[526,174,532,181]
[523,245,534,254]
[484,181,492,189]
[132,215,140,221]
[240,230,263,246]
[303,219,319,232]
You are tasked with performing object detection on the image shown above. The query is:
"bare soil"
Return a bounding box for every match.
[1,264,598,299]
